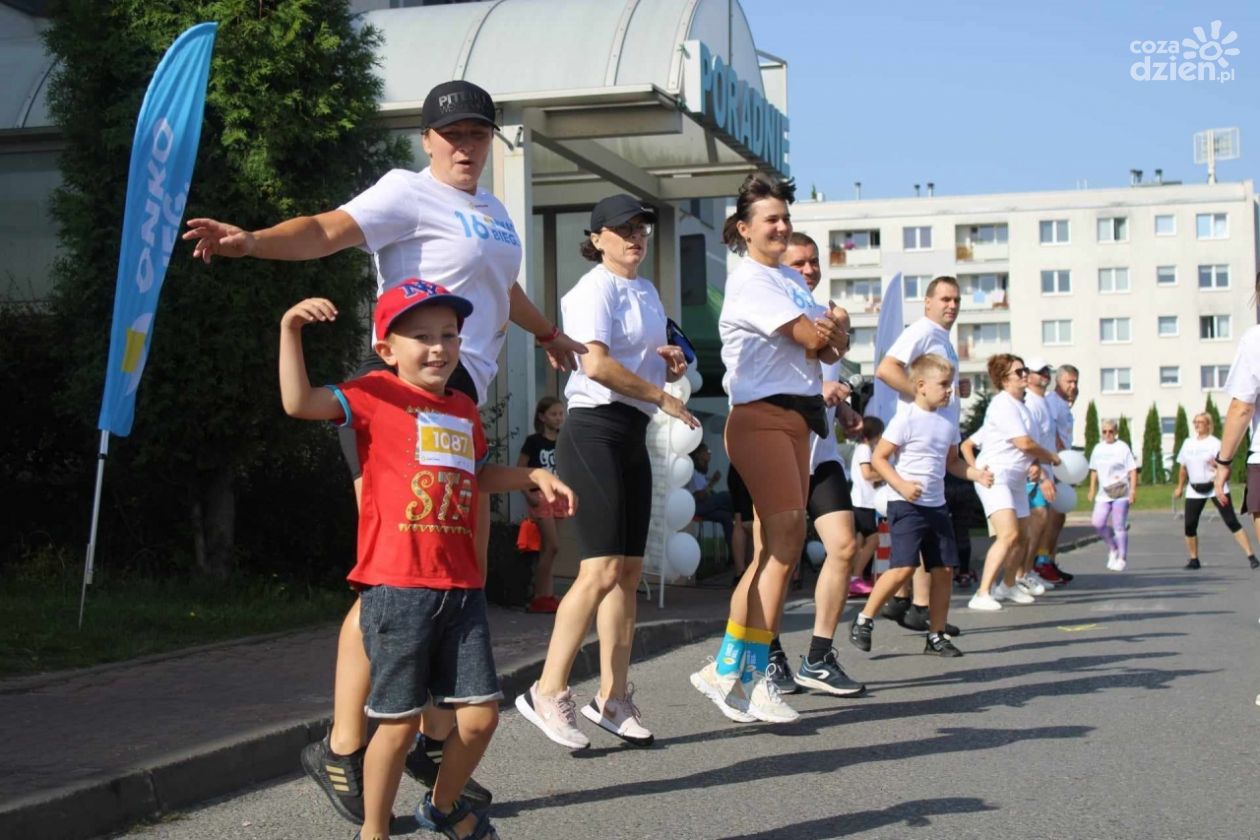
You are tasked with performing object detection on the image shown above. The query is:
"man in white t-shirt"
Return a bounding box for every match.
[689,443,734,551]
[1040,364,1079,584]
[874,276,962,632]
[1019,358,1058,592]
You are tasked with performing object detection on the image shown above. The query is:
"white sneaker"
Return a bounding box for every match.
[1112,556,1127,571]
[1027,570,1055,590]
[515,683,591,749]
[580,684,653,746]
[689,660,756,722]
[745,671,800,723]
[1016,575,1045,596]
[1107,549,1118,568]
[968,592,1003,611]
[994,582,1034,604]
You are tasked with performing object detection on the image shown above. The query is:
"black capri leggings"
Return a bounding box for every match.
[337,352,478,480]
[556,402,652,560]
[1184,494,1243,537]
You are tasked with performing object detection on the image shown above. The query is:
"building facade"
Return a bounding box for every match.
[789,179,1259,459]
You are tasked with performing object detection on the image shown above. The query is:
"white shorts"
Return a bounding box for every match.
[975,474,1030,519]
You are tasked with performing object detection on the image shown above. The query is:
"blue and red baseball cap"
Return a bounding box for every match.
[374,278,474,338]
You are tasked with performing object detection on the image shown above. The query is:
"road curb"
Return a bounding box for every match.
[0,616,726,840]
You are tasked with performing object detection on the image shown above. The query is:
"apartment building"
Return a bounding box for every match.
[789,179,1259,456]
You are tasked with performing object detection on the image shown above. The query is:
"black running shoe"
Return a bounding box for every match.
[924,633,964,657]
[900,604,961,636]
[403,735,494,809]
[1184,558,1201,570]
[795,649,866,696]
[1250,557,1259,570]
[848,616,873,652]
[880,595,910,623]
[300,735,364,824]
[766,649,800,695]
[1050,562,1074,583]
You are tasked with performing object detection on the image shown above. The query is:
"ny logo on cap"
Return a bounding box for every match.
[400,279,441,299]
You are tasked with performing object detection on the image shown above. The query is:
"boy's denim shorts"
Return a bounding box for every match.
[358,586,502,719]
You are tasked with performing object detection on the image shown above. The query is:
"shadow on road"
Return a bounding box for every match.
[716,795,999,840]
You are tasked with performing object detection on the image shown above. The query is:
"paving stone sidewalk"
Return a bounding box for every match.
[0,523,1097,839]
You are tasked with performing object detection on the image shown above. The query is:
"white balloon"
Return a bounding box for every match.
[805,540,826,569]
[666,531,702,577]
[685,367,703,393]
[664,487,697,531]
[873,487,889,517]
[669,421,704,456]
[1054,450,1088,485]
[1049,481,1077,514]
[668,376,692,403]
[667,455,694,488]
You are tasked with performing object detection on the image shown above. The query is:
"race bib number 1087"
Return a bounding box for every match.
[415,411,475,474]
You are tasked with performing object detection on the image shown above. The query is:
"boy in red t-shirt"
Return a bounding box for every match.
[280,279,575,840]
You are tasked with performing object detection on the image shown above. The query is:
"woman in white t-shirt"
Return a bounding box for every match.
[961,354,1059,611]
[1175,413,1257,569]
[1087,420,1138,570]
[516,194,694,752]
[689,173,848,726]
[185,81,585,816]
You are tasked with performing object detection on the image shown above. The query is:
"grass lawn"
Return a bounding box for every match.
[1066,481,1186,514]
[0,572,354,678]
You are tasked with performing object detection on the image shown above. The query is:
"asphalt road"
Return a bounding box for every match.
[114,513,1260,840]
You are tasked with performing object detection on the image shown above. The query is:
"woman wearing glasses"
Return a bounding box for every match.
[963,355,1061,611]
[1088,420,1138,570]
[517,195,696,750]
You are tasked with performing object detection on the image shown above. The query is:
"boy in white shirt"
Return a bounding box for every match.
[849,354,992,656]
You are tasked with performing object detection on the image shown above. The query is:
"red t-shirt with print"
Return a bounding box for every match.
[331,371,487,589]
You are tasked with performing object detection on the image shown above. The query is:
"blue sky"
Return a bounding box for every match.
[741,1,1259,199]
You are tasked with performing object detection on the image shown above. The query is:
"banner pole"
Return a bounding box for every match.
[79,430,110,630]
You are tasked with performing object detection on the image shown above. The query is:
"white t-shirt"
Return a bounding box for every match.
[1177,435,1226,498]
[720,257,824,405]
[1024,391,1056,459]
[1089,440,1137,492]
[976,391,1036,480]
[1046,390,1075,450]
[850,442,878,508]
[879,402,960,507]
[689,469,707,494]
[809,359,844,472]
[884,317,960,428]
[341,167,522,406]
[1224,324,1260,464]
[561,265,667,417]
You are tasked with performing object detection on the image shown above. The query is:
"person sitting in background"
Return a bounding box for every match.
[690,443,735,554]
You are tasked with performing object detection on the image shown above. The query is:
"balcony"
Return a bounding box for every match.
[829,247,881,268]
[956,242,1009,262]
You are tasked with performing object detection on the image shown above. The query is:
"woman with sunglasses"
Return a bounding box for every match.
[517,194,696,750]
[963,355,1061,611]
[1088,420,1138,570]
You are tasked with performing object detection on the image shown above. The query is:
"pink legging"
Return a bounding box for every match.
[1091,498,1130,557]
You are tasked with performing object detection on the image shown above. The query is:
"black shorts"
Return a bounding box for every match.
[556,403,652,559]
[338,352,478,480]
[887,501,958,570]
[808,459,853,519]
[852,507,878,537]
[728,463,754,520]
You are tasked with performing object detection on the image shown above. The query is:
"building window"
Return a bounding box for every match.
[903,226,932,251]
[1101,367,1133,393]
[903,274,930,301]
[679,234,708,306]
[1200,314,1231,340]
[1157,315,1179,337]
[1160,367,1180,387]
[1042,319,1072,345]
[837,277,882,303]
[1100,317,1132,343]
[1041,269,1071,295]
[1154,214,1176,236]
[1097,217,1128,242]
[1156,265,1176,286]
[828,229,880,266]
[1160,416,1176,434]
[850,327,875,348]
[958,273,1007,304]
[1098,267,1130,294]
[966,224,1008,244]
[1039,219,1069,244]
[1201,365,1230,390]
[1196,212,1228,239]
[964,323,1011,346]
[1198,264,1230,289]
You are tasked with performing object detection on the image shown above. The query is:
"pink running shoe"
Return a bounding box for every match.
[848,577,873,597]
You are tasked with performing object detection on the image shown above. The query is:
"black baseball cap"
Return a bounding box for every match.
[422,80,497,130]
[585,194,657,234]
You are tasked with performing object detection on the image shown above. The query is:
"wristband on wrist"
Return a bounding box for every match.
[535,325,561,346]
[1215,453,1234,466]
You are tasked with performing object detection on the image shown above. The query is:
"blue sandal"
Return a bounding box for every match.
[416,793,499,840]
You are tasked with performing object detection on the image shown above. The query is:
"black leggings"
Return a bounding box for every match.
[1184,495,1243,537]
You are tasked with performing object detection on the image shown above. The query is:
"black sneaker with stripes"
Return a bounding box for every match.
[300,735,364,824]
[924,632,963,657]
